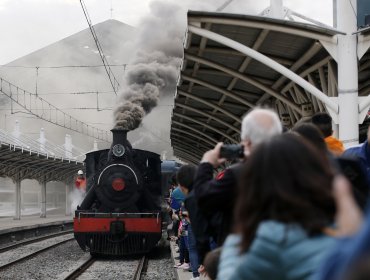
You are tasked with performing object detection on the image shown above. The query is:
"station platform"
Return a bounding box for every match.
[170,239,207,280]
[0,214,72,234]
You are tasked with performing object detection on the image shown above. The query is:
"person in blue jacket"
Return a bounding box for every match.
[218,134,338,280]
[343,125,370,184]
[315,169,364,280]
[170,185,185,211]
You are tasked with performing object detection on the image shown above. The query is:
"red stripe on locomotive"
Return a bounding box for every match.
[74,217,162,233]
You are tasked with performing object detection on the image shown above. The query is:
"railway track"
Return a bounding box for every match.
[0,229,73,254]
[0,234,75,271]
[0,221,73,246]
[133,256,147,280]
[63,255,147,280]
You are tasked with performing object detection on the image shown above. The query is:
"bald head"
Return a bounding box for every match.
[241,108,282,147]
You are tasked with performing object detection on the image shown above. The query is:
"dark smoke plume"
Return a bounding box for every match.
[114,1,183,130]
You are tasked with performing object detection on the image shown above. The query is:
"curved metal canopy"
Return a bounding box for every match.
[171,11,370,164]
[0,129,84,182]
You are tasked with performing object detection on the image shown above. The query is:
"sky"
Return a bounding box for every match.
[0,0,334,65]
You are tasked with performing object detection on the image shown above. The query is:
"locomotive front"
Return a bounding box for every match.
[74,128,163,256]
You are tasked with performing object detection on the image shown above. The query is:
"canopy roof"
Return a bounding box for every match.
[0,129,83,182]
[172,11,370,164]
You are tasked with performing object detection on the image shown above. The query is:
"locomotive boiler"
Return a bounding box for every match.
[74,128,162,256]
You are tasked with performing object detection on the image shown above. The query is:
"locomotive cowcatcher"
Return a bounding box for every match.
[74,128,163,256]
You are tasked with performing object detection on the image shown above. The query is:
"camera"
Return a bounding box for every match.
[219,144,244,159]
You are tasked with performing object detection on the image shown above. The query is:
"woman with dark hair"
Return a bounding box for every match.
[218,133,337,280]
[291,122,328,154]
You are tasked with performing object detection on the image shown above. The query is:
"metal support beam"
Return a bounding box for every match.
[40,180,46,218]
[257,41,322,104]
[171,127,216,147]
[182,74,254,108]
[188,25,338,113]
[65,183,71,216]
[174,148,201,163]
[184,53,302,114]
[14,179,21,220]
[173,151,198,165]
[173,113,237,143]
[172,142,205,160]
[337,0,359,146]
[172,134,211,151]
[177,89,241,123]
[188,15,339,43]
[281,56,332,93]
[172,121,219,144]
[175,103,240,133]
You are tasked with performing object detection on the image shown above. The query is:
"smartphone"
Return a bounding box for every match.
[219,144,244,159]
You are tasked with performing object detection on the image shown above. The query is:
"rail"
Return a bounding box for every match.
[0,230,73,254]
[63,255,95,280]
[0,76,111,142]
[133,255,147,280]
[0,235,75,270]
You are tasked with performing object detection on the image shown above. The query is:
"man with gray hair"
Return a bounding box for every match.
[193,108,282,247]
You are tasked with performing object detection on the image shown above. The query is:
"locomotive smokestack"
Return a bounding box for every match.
[111,128,128,146]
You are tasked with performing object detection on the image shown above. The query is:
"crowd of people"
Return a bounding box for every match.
[166,108,370,280]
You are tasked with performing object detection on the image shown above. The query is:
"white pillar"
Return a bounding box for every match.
[14,180,21,220]
[39,128,46,153]
[64,134,73,158]
[12,120,21,141]
[65,183,71,216]
[337,0,358,147]
[21,187,25,211]
[93,140,98,151]
[333,123,339,138]
[270,0,284,19]
[40,181,46,218]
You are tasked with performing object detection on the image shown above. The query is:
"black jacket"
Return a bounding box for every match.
[184,190,211,264]
[193,162,243,246]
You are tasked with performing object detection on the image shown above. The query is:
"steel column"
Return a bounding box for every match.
[187,25,338,113]
[65,183,71,216]
[337,0,358,146]
[14,179,21,220]
[40,181,46,218]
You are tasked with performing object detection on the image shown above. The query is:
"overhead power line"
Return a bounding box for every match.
[216,0,234,12]
[0,64,128,69]
[34,90,115,95]
[0,76,111,142]
[80,0,120,95]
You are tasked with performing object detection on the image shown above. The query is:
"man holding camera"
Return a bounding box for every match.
[193,108,283,247]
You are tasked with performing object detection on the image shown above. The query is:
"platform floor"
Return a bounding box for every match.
[169,239,207,280]
[0,214,72,233]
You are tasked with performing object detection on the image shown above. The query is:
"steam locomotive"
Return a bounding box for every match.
[74,129,163,256]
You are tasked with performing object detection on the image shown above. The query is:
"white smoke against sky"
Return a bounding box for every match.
[69,188,85,212]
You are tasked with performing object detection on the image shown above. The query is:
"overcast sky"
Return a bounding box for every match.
[0,0,334,65]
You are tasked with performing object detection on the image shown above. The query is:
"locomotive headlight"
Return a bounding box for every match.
[112,178,125,191]
[112,144,125,157]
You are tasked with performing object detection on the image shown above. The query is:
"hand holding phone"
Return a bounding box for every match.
[219,144,244,159]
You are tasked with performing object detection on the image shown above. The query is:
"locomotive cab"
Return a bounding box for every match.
[74,128,163,256]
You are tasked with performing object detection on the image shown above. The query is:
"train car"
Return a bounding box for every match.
[74,129,162,256]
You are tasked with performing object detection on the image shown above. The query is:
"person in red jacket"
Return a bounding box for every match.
[75,170,86,192]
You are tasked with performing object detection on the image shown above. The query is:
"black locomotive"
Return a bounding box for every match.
[74,128,163,256]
